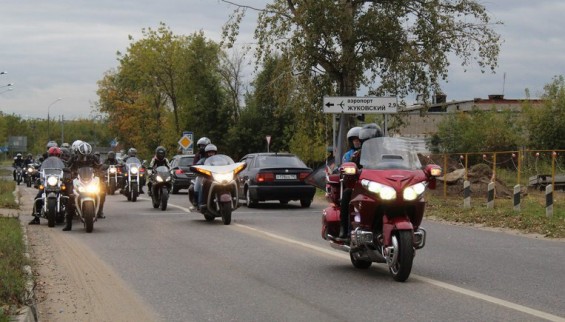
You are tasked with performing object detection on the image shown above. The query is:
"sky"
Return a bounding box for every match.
[1,0,564,120]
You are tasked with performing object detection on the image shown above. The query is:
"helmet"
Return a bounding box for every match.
[127,148,137,157]
[359,123,383,142]
[155,146,166,160]
[61,142,70,149]
[204,144,217,154]
[346,126,362,149]
[27,153,33,158]
[78,142,92,156]
[48,147,61,157]
[107,151,116,159]
[197,137,211,146]
[60,147,71,161]
[46,141,58,149]
[16,153,22,158]
[71,140,83,154]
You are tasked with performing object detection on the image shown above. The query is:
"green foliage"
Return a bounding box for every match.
[0,180,17,209]
[522,75,565,149]
[431,108,524,153]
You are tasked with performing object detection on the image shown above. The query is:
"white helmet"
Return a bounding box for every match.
[197,137,211,146]
[78,142,92,156]
[204,144,217,153]
[71,140,83,153]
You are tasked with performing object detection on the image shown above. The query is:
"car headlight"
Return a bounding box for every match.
[403,183,426,201]
[47,176,58,187]
[130,167,139,174]
[213,172,234,183]
[362,179,397,200]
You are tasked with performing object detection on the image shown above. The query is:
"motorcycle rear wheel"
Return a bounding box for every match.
[47,198,57,228]
[388,231,414,282]
[350,252,372,269]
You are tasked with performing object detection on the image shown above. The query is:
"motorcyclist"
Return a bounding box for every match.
[338,124,383,240]
[63,141,103,231]
[342,127,362,164]
[12,153,25,181]
[196,144,218,210]
[147,146,171,196]
[24,153,35,165]
[29,147,66,225]
[121,147,145,193]
[193,137,211,165]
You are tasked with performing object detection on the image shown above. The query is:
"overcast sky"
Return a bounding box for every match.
[1,0,564,120]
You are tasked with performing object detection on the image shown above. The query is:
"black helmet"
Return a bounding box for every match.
[107,151,116,159]
[155,146,166,160]
[359,123,383,142]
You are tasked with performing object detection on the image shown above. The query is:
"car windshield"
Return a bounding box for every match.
[255,155,306,168]
[178,157,194,167]
[204,154,234,166]
[360,137,422,170]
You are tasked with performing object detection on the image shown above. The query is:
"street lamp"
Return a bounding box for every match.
[47,98,63,141]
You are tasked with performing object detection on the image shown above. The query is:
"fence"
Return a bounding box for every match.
[421,150,565,217]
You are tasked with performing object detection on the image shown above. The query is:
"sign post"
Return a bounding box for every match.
[266,135,271,152]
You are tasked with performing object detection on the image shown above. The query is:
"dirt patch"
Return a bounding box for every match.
[431,163,515,198]
[15,186,160,322]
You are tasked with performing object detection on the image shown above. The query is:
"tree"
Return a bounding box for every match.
[222,0,501,159]
[522,75,565,150]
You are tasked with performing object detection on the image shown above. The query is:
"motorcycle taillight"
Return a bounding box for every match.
[175,169,184,175]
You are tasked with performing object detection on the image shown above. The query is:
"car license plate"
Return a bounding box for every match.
[276,174,297,180]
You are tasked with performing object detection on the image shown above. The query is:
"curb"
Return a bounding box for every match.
[12,184,39,322]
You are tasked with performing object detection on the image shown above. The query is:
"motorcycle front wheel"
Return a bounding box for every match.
[83,202,95,233]
[47,198,57,227]
[220,201,232,225]
[388,230,415,282]
[160,188,169,211]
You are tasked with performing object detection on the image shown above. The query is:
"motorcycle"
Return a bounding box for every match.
[14,166,23,185]
[24,163,39,187]
[189,154,246,225]
[149,166,172,210]
[314,137,441,282]
[39,163,68,227]
[105,164,119,195]
[121,157,142,202]
[72,167,101,233]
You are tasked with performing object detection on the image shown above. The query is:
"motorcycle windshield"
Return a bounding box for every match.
[154,166,170,177]
[77,167,95,182]
[126,157,141,166]
[360,137,422,170]
[204,155,235,166]
[40,157,65,171]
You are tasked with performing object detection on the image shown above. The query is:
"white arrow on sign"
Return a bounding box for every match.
[323,96,398,114]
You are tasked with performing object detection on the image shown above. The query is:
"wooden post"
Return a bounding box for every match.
[546,184,553,218]
[513,185,521,212]
[487,182,495,209]
[464,180,471,208]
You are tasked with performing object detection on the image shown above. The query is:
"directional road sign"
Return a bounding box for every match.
[323,96,398,114]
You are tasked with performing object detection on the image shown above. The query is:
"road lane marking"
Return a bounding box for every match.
[233,223,565,322]
[167,201,564,321]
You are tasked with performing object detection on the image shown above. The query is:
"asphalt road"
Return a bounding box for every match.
[26,187,565,321]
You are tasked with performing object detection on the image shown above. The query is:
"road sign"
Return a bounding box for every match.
[323,96,398,114]
[178,131,193,154]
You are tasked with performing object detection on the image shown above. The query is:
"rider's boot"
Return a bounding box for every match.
[28,215,40,225]
[97,205,105,219]
[62,212,72,231]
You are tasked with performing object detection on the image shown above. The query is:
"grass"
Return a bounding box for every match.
[0,179,18,209]
[425,191,565,238]
[0,217,30,321]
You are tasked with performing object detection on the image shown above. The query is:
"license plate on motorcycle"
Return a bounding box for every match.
[276,174,296,180]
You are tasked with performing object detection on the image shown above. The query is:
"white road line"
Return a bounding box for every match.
[233,223,565,322]
[168,201,563,321]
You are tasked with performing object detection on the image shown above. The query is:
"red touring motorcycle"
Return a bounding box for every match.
[314,137,441,282]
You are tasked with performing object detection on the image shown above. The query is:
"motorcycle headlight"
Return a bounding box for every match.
[27,168,34,173]
[166,176,171,182]
[361,179,397,200]
[130,167,139,174]
[156,176,163,182]
[47,176,58,187]
[79,183,99,193]
[403,183,426,201]
[213,172,234,183]
[109,168,117,174]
